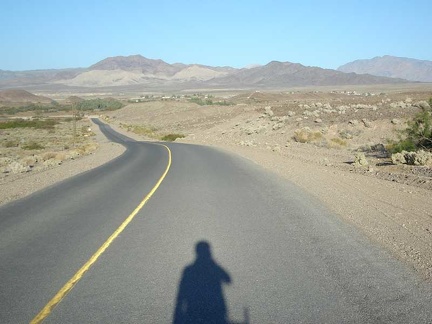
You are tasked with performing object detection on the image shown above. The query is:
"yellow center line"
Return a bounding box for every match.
[31,144,172,324]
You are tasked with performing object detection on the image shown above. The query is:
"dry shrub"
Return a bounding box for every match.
[68,150,81,159]
[121,124,158,138]
[393,150,432,166]
[42,152,57,161]
[55,152,67,162]
[76,143,99,155]
[22,156,39,166]
[293,127,322,143]
[391,152,406,165]
[0,157,13,167]
[354,152,369,167]
[329,137,347,148]
[8,161,28,173]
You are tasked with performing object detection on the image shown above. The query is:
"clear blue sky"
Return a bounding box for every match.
[2,0,431,71]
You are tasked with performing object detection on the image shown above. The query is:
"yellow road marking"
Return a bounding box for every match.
[31,144,172,324]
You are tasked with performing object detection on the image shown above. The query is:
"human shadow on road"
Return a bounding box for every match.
[173,241,233,324]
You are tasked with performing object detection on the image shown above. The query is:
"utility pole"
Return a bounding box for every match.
[73,103,77,148]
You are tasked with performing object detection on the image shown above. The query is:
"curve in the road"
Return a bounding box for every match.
[31,140,172,322]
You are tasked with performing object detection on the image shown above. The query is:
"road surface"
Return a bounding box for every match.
[0,119,431,323]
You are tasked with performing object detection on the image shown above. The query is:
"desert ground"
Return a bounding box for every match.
[1,83,431,281]
[0,117,125,204]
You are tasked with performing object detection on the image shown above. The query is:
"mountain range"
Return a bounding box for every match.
[338,55,432,82]
[1,54,429,90]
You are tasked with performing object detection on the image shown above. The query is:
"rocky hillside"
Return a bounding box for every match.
[56,55,235,86]
[90,55,179,75]
[338,56,432,82]
[90,55,233,78]
[206,61,404,88]
[0,89,52,104]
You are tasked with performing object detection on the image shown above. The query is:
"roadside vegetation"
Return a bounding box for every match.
[161,134,185,141]
[0,98,124,116]
[75,98,124,111]
[0,119,59,129]
[22,141,45,150]
[125,94,234,106]
[293,127,322,143]
[0,116,99,176]
[188,94,234,106]
[388,98,432,153]
[120,124,159,138]
[119,123,185,142]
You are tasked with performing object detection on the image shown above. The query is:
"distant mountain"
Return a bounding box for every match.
[0,89,52,104]
[0,68,85,87]
[0,55,411,90]
[205,61,405,88]
[338,56,432,82]
[244,64,263,69]
[171,65,232,81]
[90,55,234,77]
[60,55,235,86]
[90,55,179,76]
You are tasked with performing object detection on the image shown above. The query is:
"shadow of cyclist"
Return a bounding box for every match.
[173,241,232,324]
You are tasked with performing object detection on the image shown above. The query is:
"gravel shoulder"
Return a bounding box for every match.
[180,137,432,282]
[0,119,125,206]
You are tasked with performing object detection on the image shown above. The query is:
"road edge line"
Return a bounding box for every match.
[31,144,172,324]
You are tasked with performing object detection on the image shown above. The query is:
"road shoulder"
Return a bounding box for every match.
[0,119,125,206]
[184,140,432,282]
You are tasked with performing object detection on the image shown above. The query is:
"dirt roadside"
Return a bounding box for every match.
[193,141,432,282]
[0,119,125,206]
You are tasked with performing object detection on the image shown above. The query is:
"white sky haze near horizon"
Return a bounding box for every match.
[1,0,431,71]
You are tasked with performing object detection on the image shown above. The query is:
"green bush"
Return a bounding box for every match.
[4,140,19,148]
[161,134,185,141]
[22,141,45,150]
[0,119,58,129]
[387,138,417,153]
[0,103,60,115]
[189,97,210,106]
[389,99,432,153]
[217,100,235,106]
[76,98,124,111]
[189,97,233,106]
[0,98,123,115]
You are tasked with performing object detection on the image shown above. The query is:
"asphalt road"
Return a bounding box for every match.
[1,120,431,323]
